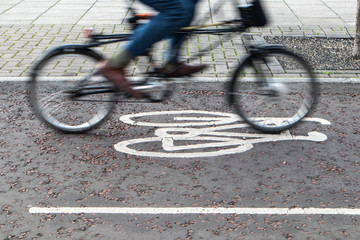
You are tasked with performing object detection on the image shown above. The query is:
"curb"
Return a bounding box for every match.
[2,77,360,83]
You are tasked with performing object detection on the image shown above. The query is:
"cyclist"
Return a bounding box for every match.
[97,0,207,98]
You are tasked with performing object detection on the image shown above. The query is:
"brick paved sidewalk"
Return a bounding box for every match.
[0,24,357,79]
[0,0,358,79]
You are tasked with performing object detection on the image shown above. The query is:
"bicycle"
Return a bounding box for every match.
[28,0,318,134]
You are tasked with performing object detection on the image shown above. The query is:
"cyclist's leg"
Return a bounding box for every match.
[99,0,196,97]
[161,0,207,77]
[166,0,198,64]
[124,0,194,58]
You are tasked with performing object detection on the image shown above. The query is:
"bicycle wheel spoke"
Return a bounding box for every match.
[39,91,64,110]
[230,48,317,133]
[29,51,116,133]
[44,101,66,116]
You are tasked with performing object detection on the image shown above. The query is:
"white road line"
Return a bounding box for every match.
[29,207,360,215]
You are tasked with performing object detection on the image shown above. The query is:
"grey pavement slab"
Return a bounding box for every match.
[0,0,356,26]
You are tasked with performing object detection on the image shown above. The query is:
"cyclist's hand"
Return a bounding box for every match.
[81,28,93,38]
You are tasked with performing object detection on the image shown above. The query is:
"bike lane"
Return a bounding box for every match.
[0,81,359,239]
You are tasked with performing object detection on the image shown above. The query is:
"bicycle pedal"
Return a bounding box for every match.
[65,88,83,98]
[65,88,80,94]
[147,71,166,78]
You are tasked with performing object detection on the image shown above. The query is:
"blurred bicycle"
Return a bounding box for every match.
[28,0,318,133]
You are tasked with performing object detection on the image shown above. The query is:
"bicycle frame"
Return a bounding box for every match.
[46,14,248,99]
[84,20,246,48]
[31,0,267,100]
[29,0,318,133]
[83,0,267,48]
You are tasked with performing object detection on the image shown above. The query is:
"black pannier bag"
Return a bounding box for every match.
[238,0,268,28]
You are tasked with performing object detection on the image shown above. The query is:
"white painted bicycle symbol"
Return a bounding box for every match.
[114,110,330,158]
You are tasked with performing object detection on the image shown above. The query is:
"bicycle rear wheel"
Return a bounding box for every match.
[229,47,318,133]
[29,48,117,133]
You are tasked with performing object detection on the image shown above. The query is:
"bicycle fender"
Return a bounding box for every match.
[248,44,286,54]
[236,53,253,67]
[37,45,103,63]
[258,44,286,51]
[30,45,104,76]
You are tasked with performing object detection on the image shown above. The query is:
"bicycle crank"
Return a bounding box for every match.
[132,78,173,102]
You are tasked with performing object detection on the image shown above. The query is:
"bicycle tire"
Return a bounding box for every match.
[29,47,117,133]
[229,47,318,133]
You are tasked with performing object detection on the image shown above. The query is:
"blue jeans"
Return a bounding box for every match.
[126,0,199,64]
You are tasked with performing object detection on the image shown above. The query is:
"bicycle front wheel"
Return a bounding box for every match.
[29,48,117,133]
[229,47,318,133]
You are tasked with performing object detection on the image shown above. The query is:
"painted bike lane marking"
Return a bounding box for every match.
[115,110,330,158]
[28,111,336,216]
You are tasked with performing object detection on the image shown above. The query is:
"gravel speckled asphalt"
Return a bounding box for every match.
[265,36,360,71]
[0,82,359,239]
[1,0,360,239]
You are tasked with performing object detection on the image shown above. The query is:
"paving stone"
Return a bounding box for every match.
[0,0,359,79]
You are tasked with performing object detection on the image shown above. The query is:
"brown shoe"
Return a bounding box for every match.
[161,63,207,78]
[97,60,144,98]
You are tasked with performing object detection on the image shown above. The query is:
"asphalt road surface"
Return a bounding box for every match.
[0,81,359,239]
